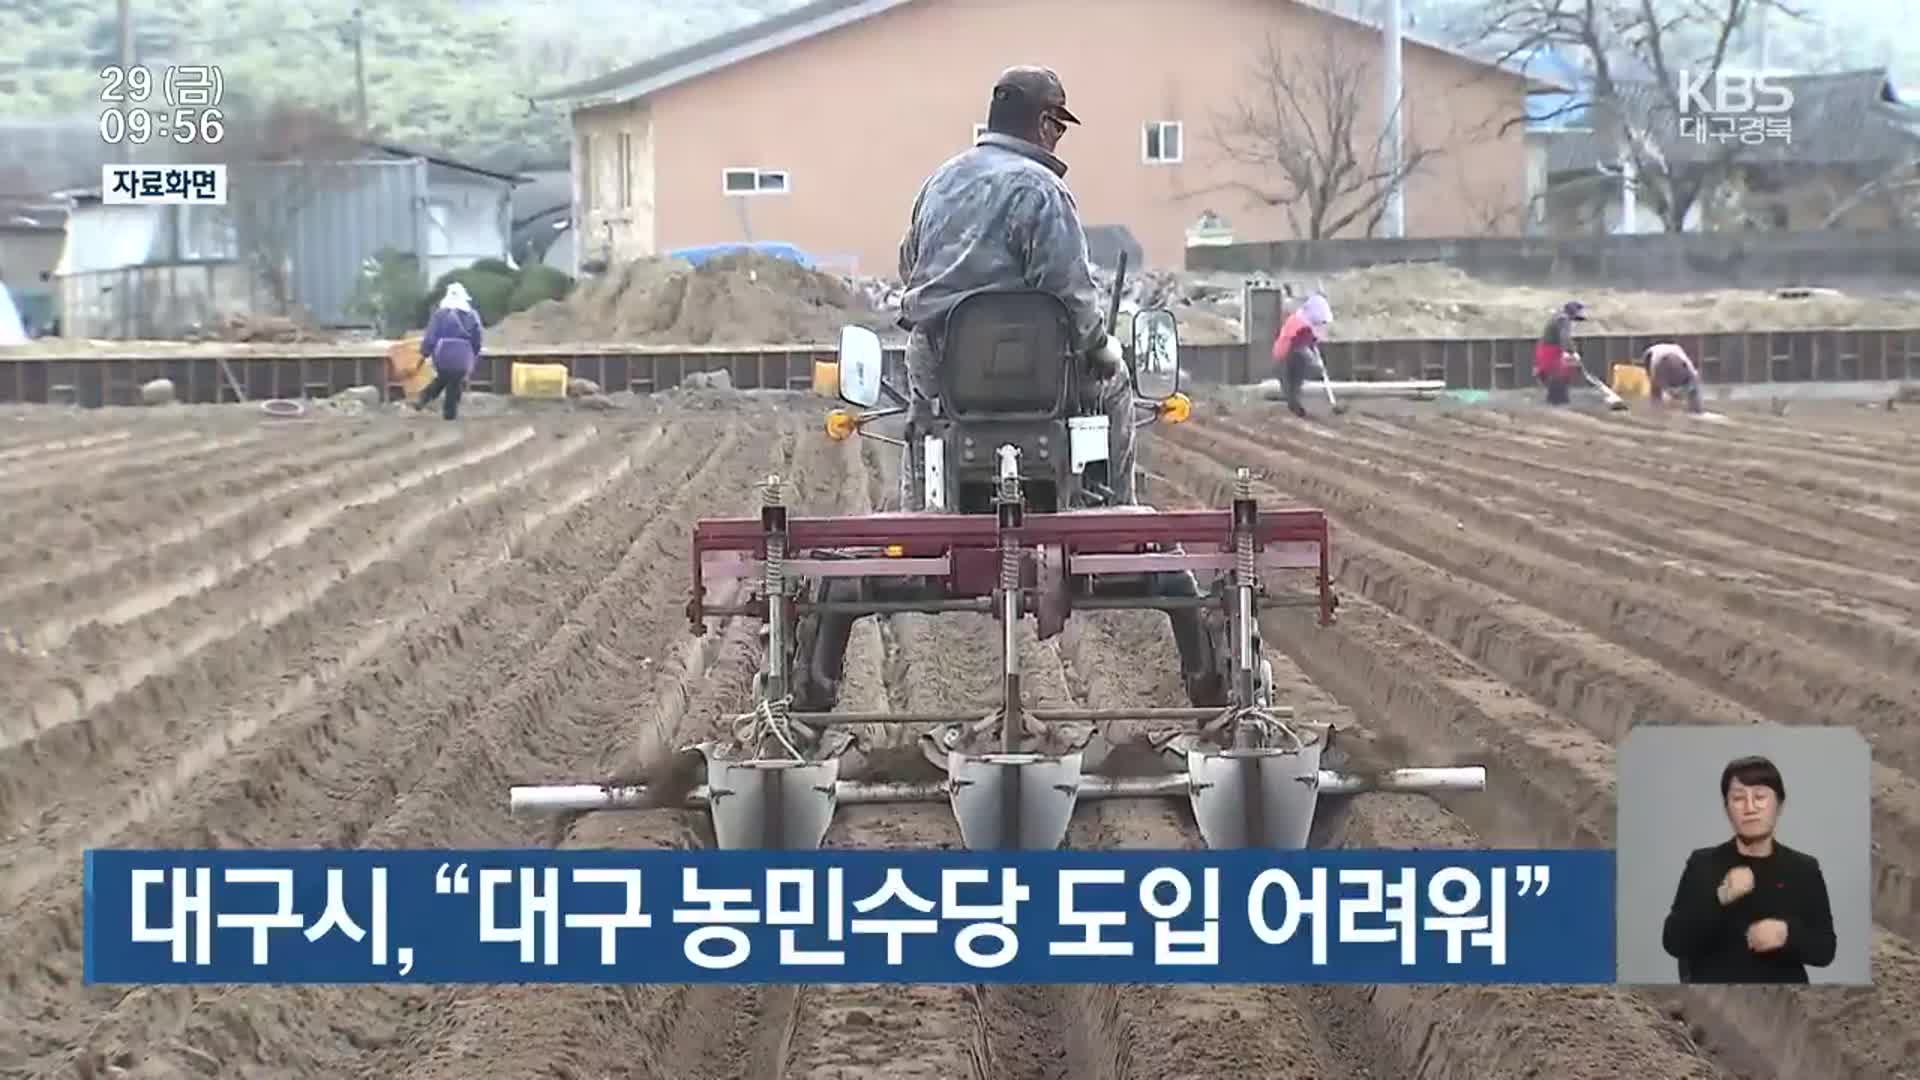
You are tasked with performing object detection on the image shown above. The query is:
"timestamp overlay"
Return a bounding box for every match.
[98,64,230,206]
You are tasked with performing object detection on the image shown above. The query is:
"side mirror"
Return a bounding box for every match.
[1131,307,1180,400]
[838,326,882,408]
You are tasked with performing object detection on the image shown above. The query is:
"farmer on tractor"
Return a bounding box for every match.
[895,65,1134,509]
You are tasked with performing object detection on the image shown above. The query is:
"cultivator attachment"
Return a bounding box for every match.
[511,459,1487,850]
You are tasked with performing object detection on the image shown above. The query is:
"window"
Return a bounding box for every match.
[1143,120,1183,164]
[973,123,988,143]
[722,168,790,195]
[617,132,632,208]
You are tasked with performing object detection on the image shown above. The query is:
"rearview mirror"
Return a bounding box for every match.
[838,326,882,408]
[1131,308,1180,400]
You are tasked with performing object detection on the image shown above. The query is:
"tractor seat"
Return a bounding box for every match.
[937,289,1075,420]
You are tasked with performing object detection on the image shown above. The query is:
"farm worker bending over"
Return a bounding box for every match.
[1272,293,1332,419]
[1645,342,1705,414]
[415,282,482,421]
[1534,299,1587,406]
[896,65,1133,509]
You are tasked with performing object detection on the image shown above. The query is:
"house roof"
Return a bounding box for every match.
[1546,68,1920,174]
[362,141,529,184]
[540,0,1564,109]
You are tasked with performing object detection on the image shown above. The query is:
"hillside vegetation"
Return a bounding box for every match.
[0,0,809,169]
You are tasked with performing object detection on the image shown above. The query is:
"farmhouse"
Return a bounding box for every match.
[542,0,1553,274]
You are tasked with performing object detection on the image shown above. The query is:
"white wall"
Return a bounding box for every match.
[422,168,514,282]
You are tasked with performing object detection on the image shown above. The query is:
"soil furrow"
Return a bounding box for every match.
[1163,423,1920,775]
[1607,408,1920,468]
[0,429,267,504]
[19,421,748,1078]
[1353,409,1919,564]
[0,425,444,612]
[363,423,845,1080]
[0,426,133,462]
[1047,610,1370,1080]
[782,438,986,1080]
[1154,440,1920,1080]
[1440,407,1920,526]
[1335,410,1920,602]
[0,428,197,482]
[21,425,539,651]
[1151,434,1920,939]
[1205,412,1920,677]
[0,426,607,855]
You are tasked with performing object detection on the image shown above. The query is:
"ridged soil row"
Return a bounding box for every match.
[1164,420,1920,792]
[3,421,691,1076]
[1163,415,1920,942]
[0,427,268,505]
[1156,426,1920,1080]
[1442,407,1920,527]
[1046,608,1387,1080]
[1081,443,1732,1080]
[368,420,869,1080]
[0,426,206,485]
[23,424,543,653]
[0,425,133,461]
[0,424,595,872]
[1368,407,1920,571]
[855,436,1089,1078]
[0,424,440,595]
[1205,410,1920,676]
[0,424,454,617]
[34,417,782,1079]
[780,435,992,1080]
[1612,406,1920,469]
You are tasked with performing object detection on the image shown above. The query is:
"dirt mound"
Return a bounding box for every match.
[1289,262,1920,338]
[493,251,899,347]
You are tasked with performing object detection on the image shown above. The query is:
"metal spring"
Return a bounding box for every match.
[1234,467,1255,581]
[999,544,1019,591]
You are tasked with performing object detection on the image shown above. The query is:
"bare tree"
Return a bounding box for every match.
[1205,30,1438,240]
[1483,0,1803,232]
[195,100,365,314]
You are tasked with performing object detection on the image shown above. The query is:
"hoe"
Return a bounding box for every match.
[511,285,1485,849]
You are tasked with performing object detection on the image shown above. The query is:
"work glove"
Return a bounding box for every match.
[1087,334,1124,379]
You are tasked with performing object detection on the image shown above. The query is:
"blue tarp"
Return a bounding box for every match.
[667,242,816,270]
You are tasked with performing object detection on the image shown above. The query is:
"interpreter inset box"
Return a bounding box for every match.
[1616,725,1870,985]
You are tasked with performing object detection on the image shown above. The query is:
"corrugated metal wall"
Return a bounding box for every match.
[251,159,428,327]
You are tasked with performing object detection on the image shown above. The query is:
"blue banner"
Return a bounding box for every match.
[85,849,1614,984]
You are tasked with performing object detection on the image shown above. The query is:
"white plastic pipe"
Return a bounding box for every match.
[508,767,1487,814]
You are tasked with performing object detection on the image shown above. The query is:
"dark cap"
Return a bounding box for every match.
[993,66,1079,124]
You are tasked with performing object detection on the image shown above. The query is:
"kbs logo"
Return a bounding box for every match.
[1677,70,1794,114]
[1675,70,1793,146]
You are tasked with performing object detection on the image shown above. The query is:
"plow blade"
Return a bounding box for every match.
[946,751,1085,851]
[704,756,841,850]
[1186,744,1327,849]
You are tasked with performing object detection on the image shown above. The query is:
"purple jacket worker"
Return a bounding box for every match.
[415,283,482,420]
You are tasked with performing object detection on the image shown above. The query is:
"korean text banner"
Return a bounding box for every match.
[85,849,1614,985]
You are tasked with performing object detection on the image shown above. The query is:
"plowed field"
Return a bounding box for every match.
[0,396,1913,1079]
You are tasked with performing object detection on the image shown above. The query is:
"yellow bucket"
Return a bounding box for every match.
[387,338,436,397]
[511,361,570,400]
[812,359,840,398]
[1610,363,1651,399]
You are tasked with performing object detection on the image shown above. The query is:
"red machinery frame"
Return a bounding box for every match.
[687,506,1337,630]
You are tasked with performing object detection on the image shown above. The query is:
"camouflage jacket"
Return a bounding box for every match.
[897,132,1105,355]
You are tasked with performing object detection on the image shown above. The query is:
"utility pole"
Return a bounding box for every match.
[115,0,134,157]
[1381,0,1405,237]
[352,4,369,133]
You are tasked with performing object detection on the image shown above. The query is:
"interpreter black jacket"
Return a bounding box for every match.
[1661,839,1838,983]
